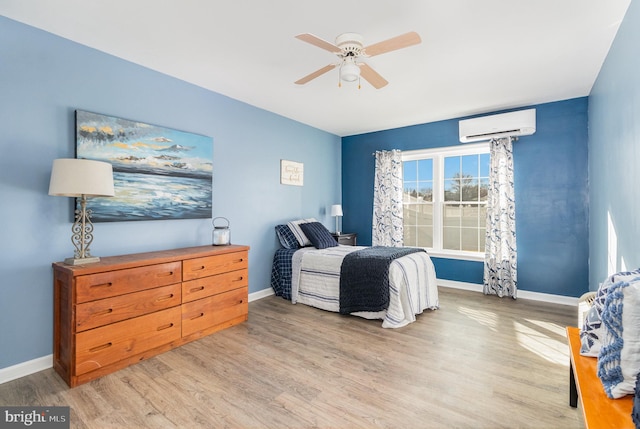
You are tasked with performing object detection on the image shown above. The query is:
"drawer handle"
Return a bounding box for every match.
[235,258,244,263]
[157,323,174,331]
[190,312,205,320]
[156,294,174,302]
[191,265,206,272]
[94,308,113,316]
[90,282,112,289]
[89,342,112,353]
[189,286,205,293]
[158,271,175,277]
[232,276,244,282]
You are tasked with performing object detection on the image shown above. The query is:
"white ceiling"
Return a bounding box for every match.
[0,0,631,136]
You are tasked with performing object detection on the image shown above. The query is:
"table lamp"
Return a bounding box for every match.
[49,158,115,265]
[331,204,343,235]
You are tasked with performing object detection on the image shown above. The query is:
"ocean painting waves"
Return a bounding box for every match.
[76,110,213,222]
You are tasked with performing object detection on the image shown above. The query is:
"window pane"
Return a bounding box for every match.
[403,205,417,225]
[462,180,479,202]
[418,182,433,202]
[417,159,433,181]
[416,203,433,226]
[444,156,460,179]
[417,225,433,247]
[403,225,416,247]
[461,228,479,252]
[479,205,487,225]
[403,160,417,182]
[462,155,479,177]
[480,153,490,177]
[443,204,460,227]
[461,204,481,227]
[443,227,460,250]
[479,179,489,202]
[404,204,432,247]
[444,179,460,202]
[403,185,417,203]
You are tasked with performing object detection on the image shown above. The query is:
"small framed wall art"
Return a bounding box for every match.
[280,160,304,186]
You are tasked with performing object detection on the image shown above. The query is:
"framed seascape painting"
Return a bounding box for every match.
[76,110,213,222]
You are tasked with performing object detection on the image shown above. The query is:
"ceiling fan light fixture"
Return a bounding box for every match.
[340,61,360,82]
[295,31,419,89]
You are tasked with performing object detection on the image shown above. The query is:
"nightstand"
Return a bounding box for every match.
[332,233,357,246]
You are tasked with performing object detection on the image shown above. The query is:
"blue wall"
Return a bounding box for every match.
[0,17,341,370]
[589,0,640,288]
[342,98,589,297]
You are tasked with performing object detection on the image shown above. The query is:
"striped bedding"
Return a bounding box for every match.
[282,245,438,328]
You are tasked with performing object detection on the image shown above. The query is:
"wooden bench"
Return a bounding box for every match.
[566,326,634,428]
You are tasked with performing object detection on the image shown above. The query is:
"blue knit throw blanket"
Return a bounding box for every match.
[339,246,425,314]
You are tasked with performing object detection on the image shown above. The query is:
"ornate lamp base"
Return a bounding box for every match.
[64,256,101,265]
[64,195,101,265]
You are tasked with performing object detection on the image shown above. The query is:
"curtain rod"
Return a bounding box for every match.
[372,136,519,156]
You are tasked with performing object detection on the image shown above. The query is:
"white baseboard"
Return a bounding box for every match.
[249,287,274,302]
[0,354,52,385]
[438,279,578,306]
[0,289,276,386]
[249,282,579,306]
[0,283,574,385]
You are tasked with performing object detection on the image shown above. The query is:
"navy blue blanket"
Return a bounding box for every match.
[339,246,426,314]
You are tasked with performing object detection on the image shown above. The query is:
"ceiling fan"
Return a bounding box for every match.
[294,31,421,89]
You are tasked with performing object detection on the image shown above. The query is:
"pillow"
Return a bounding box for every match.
[299,222,338,249]
[275,224,300,249]
[580,305,603,356]
[580,269,640,357]
[287,218,317,247]
[597,271,640,398]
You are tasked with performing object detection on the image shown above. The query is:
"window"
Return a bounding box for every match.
[402,142,489,259]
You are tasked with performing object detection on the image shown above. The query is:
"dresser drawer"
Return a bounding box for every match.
[75,306,181,376]
[182,251,248,281]
[182,268,248,303]
[75,283,181,332]
[181,287,248,337]
[75,261,182,303]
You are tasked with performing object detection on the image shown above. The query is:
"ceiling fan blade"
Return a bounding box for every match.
[295,64,337,85]
[295,33,341,54]
[359,64,388,89]
[363,31,421,57]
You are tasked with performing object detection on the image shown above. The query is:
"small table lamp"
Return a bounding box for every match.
[331,204,343,235]
[49,158,115,265]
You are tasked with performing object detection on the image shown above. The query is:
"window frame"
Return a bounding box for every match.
[402,142,490,261]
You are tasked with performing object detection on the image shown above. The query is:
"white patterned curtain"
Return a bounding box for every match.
[372,150,403,247]
[483,137,517,298]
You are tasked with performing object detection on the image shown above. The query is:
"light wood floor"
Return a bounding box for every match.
[0,287,583,428]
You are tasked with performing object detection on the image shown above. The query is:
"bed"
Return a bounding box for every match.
[270,220,438,328]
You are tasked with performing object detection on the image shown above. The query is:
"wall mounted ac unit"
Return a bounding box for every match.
[459,108,536,143]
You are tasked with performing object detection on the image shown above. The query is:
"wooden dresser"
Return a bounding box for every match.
[52,244,249,387]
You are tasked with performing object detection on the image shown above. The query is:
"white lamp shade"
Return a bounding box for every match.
[49,158,115,197]
[331,204,343,217]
